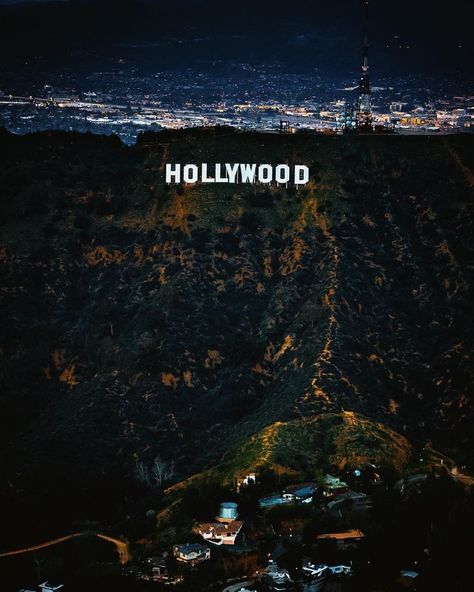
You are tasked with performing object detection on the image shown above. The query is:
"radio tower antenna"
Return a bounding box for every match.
[356,0,373,131]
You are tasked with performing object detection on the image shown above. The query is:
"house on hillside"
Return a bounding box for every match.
[329,565,352,576]
[259,494,291,509]
[283,482,318,503]
[235,470,257,492]
[327,490,371,511]
[301,560,328,591]
[264,560,294,592]
[144,555,169,581]
[321,474,349,497]
[317,528,365,550]
[194,520,243,545]
[39,584,64,592]
[397,570,419,590]
[173,543,210,565]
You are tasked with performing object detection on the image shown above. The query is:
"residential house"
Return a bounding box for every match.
[328,565,352,576]
[282,482,318,503]
[327,490,371,511]
[235,470,257,492]
[173,543,210,565]
[301,560,328,592]
[322,474,349,497]
[397,570,419,590]
[194,520,243,545]
[39,584,64,592]
[145,555,169,581]
[264,560,295,592]
[317,528,365,550]
[259,495,292,509]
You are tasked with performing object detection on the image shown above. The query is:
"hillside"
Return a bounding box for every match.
[0,127,473,548]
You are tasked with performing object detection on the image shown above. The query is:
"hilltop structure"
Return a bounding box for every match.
[356,0,373,131]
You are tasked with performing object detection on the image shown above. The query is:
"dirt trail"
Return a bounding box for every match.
[0,532,130,565]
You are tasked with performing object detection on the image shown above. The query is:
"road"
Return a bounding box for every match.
[395,444,474,495]
[395,474,428,495]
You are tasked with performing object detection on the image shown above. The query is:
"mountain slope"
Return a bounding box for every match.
[0,128,473,546]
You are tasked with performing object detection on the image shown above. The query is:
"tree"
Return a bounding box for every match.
[134,460,151,486]
[135,456,175,489]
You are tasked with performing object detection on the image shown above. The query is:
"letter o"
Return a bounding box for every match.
[258,164,273,183]
[275,165,290,184]
[183,164,199,183]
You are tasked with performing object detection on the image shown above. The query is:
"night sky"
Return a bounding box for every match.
[0,0,472,78]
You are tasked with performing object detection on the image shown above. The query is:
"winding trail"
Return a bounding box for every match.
[0,532,130,565]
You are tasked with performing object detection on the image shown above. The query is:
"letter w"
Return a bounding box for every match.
[239,164,256,183]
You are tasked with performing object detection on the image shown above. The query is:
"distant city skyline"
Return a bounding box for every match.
[0,0,472,140]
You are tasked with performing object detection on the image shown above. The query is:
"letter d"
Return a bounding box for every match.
[294,165,309,185]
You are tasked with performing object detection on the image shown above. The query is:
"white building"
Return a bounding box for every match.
[194,520,243,545]
[40,584,64,592]
[173,543,210,564]
[235,471,257,491]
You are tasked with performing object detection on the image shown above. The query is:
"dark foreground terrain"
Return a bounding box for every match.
[0,128,473,591]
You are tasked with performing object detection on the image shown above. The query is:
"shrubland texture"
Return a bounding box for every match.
[0,127,473,545]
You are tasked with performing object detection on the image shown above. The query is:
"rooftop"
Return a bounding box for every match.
[317,529,365,541]
[195,521,243,535]
[284,482,318,494]
[174,542,209,554]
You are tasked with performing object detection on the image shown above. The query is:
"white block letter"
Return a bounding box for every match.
[183,164,198,184]
[240,163,256,183]
[202,163,215,183]
[275,164,290,184]
[166,163,181,184]
[258,164,273,184]
[215,163,228,183]
[294,165,309,185]
[225,163,239,183]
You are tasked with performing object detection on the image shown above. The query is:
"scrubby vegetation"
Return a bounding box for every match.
[0,128,473,583]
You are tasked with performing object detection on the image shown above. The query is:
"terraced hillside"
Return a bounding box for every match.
[0,127,473,547]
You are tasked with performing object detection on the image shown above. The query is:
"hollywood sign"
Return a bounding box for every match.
[165,163,310,185]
